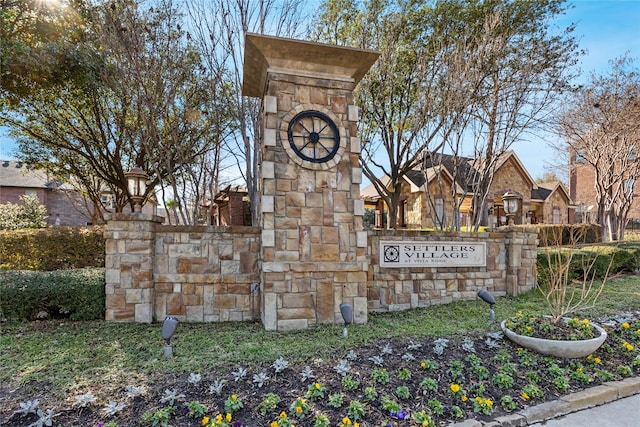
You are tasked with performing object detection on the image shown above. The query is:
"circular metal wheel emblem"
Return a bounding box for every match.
[287,111,340,163]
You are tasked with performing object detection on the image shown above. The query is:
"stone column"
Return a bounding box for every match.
[504,227,538,296]
[104,213,163,322]
[243,34,378,331]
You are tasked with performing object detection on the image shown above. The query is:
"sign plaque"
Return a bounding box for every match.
[380,241,486,268]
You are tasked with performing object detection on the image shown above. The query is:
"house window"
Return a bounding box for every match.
[575,150,586,163]
[101,194,116,209]
[629,147,637,161]
[624,178,636,194]
[25,190,37,197]
[553,206,561,224]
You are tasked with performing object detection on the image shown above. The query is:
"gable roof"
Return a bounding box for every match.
[0,160,69,190]
[532,181,572,203]
[421,150,538,194]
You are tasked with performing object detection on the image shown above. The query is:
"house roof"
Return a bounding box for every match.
[532,181,572,203]
[0,160,70,190]
[361,175,390,202]
[421,150,538,194]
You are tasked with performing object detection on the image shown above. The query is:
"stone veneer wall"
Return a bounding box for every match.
[366,229,538,311]
[104,213,261,323]
[105,214,537,324]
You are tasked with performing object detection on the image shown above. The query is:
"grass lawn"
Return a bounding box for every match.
[2,275,640,426]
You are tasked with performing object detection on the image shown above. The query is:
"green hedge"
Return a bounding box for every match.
[0,226,105,271]
[0,269,105,320]
[537,243,640,286]
[533,224,602,246]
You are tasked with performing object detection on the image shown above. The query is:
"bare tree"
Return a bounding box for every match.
[559,56,640,241]
[315,0,579,230]
[185,0,308,226]
[456,0,580,229]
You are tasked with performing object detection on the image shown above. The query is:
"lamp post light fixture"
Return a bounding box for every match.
[339,302,353,338]
[502,190,520,226]
[162,316,179,357]
[125,166,148,213]
[477,289,496,321]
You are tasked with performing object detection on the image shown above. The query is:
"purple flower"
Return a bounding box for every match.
[391,409,408,419]
[232,422,243,427]
[97,424,104,427]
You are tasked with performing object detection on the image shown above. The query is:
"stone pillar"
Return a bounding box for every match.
[243,34,379,331]
[104,213,163,322]
[504,227,538,296]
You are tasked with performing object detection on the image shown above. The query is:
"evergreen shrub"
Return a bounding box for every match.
[0,226,104,271]
[0,268,105,320]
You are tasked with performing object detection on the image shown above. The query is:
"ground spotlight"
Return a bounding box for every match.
[477,289,496,321]
[162,316,179,357]
[340,302,353,338]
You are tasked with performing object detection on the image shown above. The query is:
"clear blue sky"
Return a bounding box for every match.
[1,0,639,181]
[512,0,640,180]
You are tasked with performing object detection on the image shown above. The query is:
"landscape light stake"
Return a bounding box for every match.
[340,302,353,338]
[477,289,496,322]
[162,316,179,357]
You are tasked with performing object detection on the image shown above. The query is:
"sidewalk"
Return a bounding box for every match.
[449,376,640,427]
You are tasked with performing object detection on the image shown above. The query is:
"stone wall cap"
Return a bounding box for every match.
[242,33,379,97]
[105,213,164,223]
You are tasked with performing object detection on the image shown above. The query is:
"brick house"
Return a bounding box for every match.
[569,151,640,225]
[0,160,94,226]
[362,151,573,228]
[1,160,158,225]
[211,186,251,226]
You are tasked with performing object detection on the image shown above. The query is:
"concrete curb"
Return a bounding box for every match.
[448,376,640,427]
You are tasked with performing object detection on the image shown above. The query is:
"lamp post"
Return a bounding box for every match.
[502,190,520,226]
[125,167,148,213]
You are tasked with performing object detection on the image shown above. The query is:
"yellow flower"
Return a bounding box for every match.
[202,416,210,426]
[225,413,232,422]
[295,406,302,414]
[595,357,601,364]
[315,382,321,389]
[623,322,630,329]
[461,395,468,402]
[485,398,493,407]
[526,326,532,331]
[475,396,483,403]
[422,421,429,427]
[450,383,461,393]
[215,414,223,423]
[354,423,360,427]
[521,392,530,400]
[231,394,237,400]
[270,422,279,427]
[280,412,287,418]
[583,318,590,325]
[420,361,426,368]
[342,417,352,425]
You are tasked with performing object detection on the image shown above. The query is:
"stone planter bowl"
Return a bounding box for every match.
[501,318,607,358]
